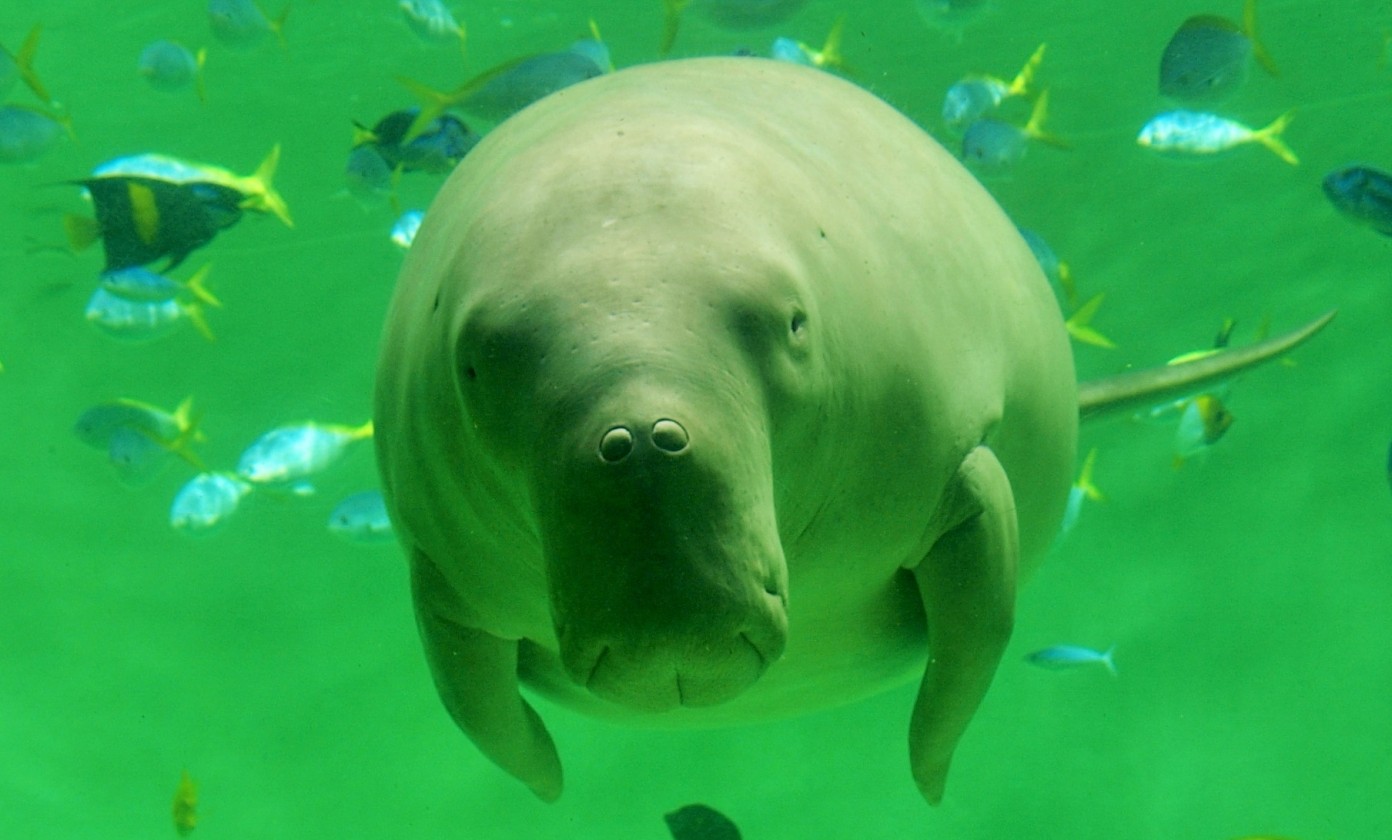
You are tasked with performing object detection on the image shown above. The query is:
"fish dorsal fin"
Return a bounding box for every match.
[1077,310,1335,422]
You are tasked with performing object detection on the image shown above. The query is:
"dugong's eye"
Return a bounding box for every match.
[790,310,808,338]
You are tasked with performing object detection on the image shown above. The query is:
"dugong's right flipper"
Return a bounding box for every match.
[907,445,1019,805]
[411,550,563,801]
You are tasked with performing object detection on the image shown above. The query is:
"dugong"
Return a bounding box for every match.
[373,57,1332,804]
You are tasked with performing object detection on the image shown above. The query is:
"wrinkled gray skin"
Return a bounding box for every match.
[374,57,1331,806]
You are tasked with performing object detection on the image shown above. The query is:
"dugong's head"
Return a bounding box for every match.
[407,89,844,711]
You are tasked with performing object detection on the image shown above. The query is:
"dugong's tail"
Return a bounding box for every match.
[1077,310,1336,422]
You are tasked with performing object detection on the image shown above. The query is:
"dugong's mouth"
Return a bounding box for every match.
[558,587,788,713]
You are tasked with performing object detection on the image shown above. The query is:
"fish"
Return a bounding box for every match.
[915,0,992,38]
[1171,392,1234,465]
[100,264,220,307]
[1136,109,1297,165]
[961,89,1067,172]
[1058,447,1103,538]
[84,286,216,343]
[137,40,207,102]
[90,144,293,227]
[236,420,374,489]
[399,29,612,130]
[66,177,246,272]
[390,209,424,249]
[107,426,181,486]
[769,16,848,72]
[1159,0,1277,103]
[74,395,204,468]
[343,145,398,204]
[664,803,742,840]
[661,0,810,55]
[171,471,254,535]
[1064,293,1116,350]
[0,103,72,164]
[327,490,395,543]
[351,108,480,176]
[942,43,1046,130]
[399,0,465,48]
[207,0,288,49]
[1025,644,1117,674]
[172,770,198,836]
[1,24,51,103]
[1323,165,1392,236]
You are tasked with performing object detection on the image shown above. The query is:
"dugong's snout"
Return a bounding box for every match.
[540,409,789,713]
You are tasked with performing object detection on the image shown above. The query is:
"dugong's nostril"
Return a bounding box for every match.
[598,426,634,462]
[651,419,689,453]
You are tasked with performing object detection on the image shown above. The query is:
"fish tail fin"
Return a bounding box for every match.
[270,2,292,50]
[183,263,222,308]
[63,214,101,253]
[247,143,294,227]
[815,15,853,74]
[8,24,53,104]
[350,420,375,441]
[193,47,208,104]
[660,0,691,56]
[1076,447,1105,503]
[168,397,208,470]
[1254,110,1298,165]
[1056,260,1077,309]
[396,75,456,142]
[1006,42,1047,98]
[1024,89,1071,150]
[1243,0,1279,76]
[1065,292,1117,349]
[185,301,216,343]
[1101,644,1118,676]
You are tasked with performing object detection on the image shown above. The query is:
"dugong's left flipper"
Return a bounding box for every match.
[908,445,1019,805]
[411,550,564,801]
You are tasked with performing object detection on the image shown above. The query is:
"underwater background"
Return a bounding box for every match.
[2,0,1389,837]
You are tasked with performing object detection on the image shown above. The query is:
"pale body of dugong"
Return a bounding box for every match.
[374,57,1332,804]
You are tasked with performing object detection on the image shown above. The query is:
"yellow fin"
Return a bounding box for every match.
[1024,89,1071,150]
[1254,110,1298,165]
[1075,447,1104,502]
[269,2,292,50]
[814,15,852,74]
[165,397,208,470]
[659,0,691,56]
[245,144,294,226]
[1006,43,1046,98]
[185,301,216,343]
[63,214,100,252]
[1065,293,1116,349]
[1243,0,1279,76]
[349,420,375,440]
[193,47,207,104]
[182,264,221,308]
[4,24,52,104]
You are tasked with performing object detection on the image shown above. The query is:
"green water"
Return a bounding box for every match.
[2,1,1389,837]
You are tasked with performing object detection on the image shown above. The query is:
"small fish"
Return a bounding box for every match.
[352,108,480,176]
[399,0,465,48]
[90,145,293,227]
[961,89,1067,172]
[328,490,395,543]
[85,286,216,343]
[138,40,207,102]
[236,420,374,488]
[208,0,288,49]
[664,803,742,840]
[770,16,849,72]
[1058,447,1103,537]
[1136,109,1298,165]
[399,29,612,130]
[390,209,425,249]
[1159,0,1277,103]
[1172,392,1234,465]
[1,24,52,103]
[74,395,204,466]
[171,471,254,535]
[107,426,179,486]
[66,178,243,272]
[100,264,220,307]
[172,769,198,836]
[0,103,72,164]
[942,43,1046,130]
[1025,644,1117,674]
[661,0,810,55]
[1323,165,1392,236]
[915,0,992,38]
